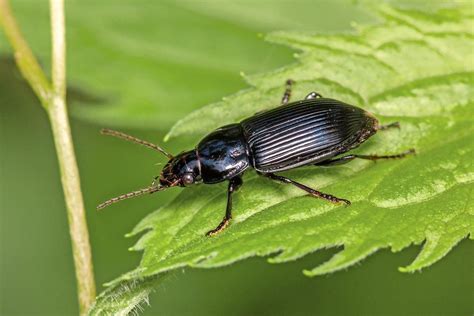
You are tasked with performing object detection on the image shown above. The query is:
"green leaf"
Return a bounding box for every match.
[94,4,473,314]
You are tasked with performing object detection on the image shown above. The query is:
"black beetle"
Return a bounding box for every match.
[98,80,415,236]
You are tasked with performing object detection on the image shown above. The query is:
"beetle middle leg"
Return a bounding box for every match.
[263,173,351,205]
[281,79,295,105]
[315,149,416,166]
[206,176,243,236]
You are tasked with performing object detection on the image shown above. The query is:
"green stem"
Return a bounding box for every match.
[0,0,51,107]
[0,0,96,314]
[50,0,66,98]
[48,0,96,314]
[47,96,96,315]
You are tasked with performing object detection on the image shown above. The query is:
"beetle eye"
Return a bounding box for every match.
[182,173,194,185]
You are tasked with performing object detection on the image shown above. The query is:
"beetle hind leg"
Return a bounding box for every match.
[206,177,243,236]
[263,173,351,206]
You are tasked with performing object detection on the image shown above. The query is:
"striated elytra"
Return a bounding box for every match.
[98,80,415,236]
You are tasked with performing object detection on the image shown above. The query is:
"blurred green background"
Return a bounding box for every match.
[1,0,472,315]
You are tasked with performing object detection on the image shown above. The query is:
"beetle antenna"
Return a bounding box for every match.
[97,185,165,210]
[101,128,173,159]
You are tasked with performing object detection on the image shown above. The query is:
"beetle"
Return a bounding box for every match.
[98,80,415,236]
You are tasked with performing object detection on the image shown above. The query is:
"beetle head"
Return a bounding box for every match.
[158,150,202,188]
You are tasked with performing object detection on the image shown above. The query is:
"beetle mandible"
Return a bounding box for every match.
[98,80,415,236]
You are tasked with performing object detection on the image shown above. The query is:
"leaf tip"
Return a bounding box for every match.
[163,132,171,143]
[302,269,317,277]
[398,266,412,273]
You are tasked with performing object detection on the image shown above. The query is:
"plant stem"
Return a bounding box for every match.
[0,0,96,314]
[0,0,51,107]
[50,0,66,98]
[49,0,96,314]
[48,97,96,315]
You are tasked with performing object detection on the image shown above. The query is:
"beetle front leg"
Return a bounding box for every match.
[263,173,351,205]
[281,79,295,105]
[206,177,243,236]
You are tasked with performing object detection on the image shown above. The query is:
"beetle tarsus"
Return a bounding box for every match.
[206,216,231,236]
[310,189,351,206]
[281,79,295,105]
[332,197,351,206]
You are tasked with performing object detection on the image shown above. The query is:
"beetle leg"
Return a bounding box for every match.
[305,91,323,99]
[315,149,416,166]
[281,79,295,105]
[206,177,243,236]
[378,121,400,130]
[263,173,351,205]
